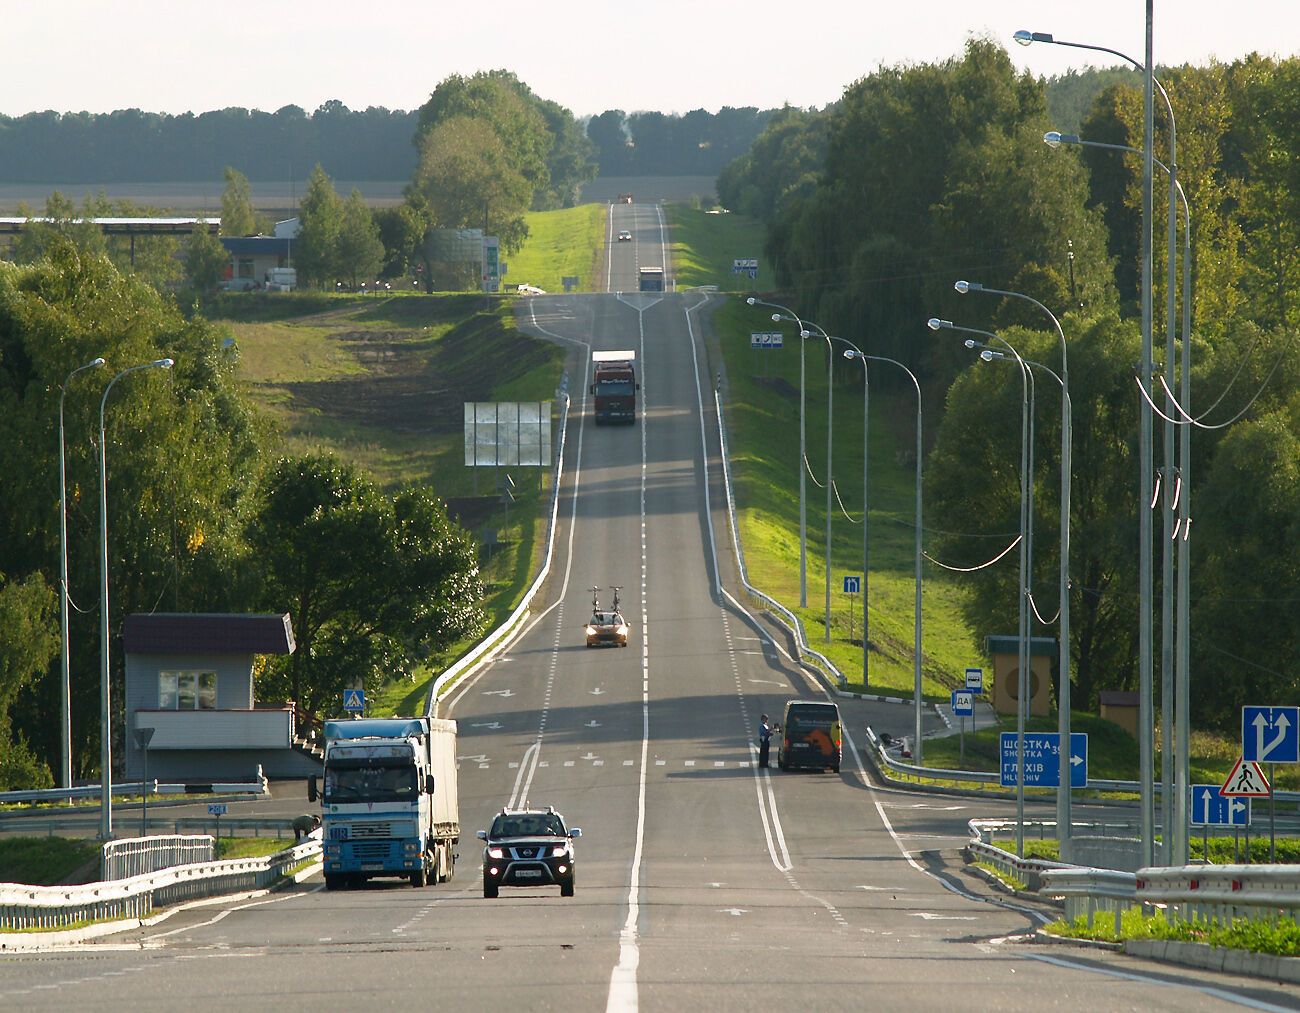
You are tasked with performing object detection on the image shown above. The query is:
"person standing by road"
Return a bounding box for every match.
[757,714,772,768]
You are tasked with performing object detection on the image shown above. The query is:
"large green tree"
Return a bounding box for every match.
[249,455,484,717]
[295,165,343,287]
[413,116,532,252]
[335,188,385,288]
[220,166,270,237]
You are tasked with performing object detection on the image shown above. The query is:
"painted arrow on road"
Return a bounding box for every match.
[472,722,502,730]
[482,689,515,698]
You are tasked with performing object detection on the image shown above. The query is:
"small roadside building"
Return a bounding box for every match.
[123,612,323,782]
[219,217,298,290]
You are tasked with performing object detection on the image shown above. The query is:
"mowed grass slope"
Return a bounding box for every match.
[506,204,607,293]
[713,299,975,698]
[222,292,565,713]
[668,205,767,290]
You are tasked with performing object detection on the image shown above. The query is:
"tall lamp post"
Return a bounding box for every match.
[955,279,1073,857]
[1016,11,1166,869]
[801,322,837,643]
[58,356,106,791]
[930,319,1033,856]
[843,346,924,765]
[837,340,871,686]
[746,297,809,608]
[98,358,174,839]
[1044,132,1195,862]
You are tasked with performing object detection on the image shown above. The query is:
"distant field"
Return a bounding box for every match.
[506,205,607,294]
[581,175,717,205]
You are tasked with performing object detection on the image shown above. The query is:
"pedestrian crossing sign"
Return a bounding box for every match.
[1220,756,1271,797]
[343,688,365,713]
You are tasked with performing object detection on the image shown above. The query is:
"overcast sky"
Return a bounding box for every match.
[10,1,1299,118]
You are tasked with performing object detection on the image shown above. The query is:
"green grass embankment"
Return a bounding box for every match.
[506,204,607,293]
[225,292,565,715]
[1049,907,1300,956]
[667,205,767,290]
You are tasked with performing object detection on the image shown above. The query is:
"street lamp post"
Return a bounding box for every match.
[746,297,809,608]
[98,358,174,840]
[955,279,1073,858]
[838,342,871,686]
[930,319,1033,856]
[58,356,106,791]
[1016,10,1165,869]
[843,346,923,764]
[1044,132,1195,864]
[802,322,837,643]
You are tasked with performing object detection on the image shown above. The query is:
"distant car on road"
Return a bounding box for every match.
[516,283,547,295]
[617,230,632,242]
[777,699,842,773]
[478,806,581,898]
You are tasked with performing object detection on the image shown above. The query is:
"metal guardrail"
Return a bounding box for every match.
[0,838,319,933]
[0,776,269,807]
[1137,865,1300,924]
[101,835,213,881]
[713,390,846,688]
[426,389,573,713]
[1039,866,1140,935]
[965,818,1071,893]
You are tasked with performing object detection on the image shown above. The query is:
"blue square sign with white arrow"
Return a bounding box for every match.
[1242,705,1299,764]
[1000,732,1087,788]
[1190,784,1250,827]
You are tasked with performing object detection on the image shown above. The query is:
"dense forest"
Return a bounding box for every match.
[720,39,1300,729]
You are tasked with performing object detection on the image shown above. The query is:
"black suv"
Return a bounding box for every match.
[477,806,581,898]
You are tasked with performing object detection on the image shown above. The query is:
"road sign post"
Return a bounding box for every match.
[343,688,365,714]
[965,667,983,694]
[1239,707,1295,862]
[952,690,974,764]
[1000,732,1087,788]
[842,576,860,645]
[208,802,228,855]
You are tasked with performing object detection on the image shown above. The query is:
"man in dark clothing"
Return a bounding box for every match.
[758,714,772,768]
[293,813,321,841]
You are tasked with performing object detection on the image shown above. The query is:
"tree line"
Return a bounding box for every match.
[0,100,778,187]
[723,39,1300,730]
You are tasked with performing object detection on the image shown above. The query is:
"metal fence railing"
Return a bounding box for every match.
[101,835,214,881]
[0,775,268,807]
[1039,867,1140,935]
[0,839,320,934]
[1136,865,1300,925]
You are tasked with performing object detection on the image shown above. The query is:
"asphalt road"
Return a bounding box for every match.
[3,212,1297,1010]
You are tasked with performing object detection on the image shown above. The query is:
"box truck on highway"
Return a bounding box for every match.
[638,266,665,292]
[309,716,458,890]
[591,350,639,424]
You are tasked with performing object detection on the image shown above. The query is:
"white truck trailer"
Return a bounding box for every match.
[309,716,459,890]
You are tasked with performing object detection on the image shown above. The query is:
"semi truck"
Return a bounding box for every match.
[309,716,459,890]
[638,266,665,292]
[591,350,639,424]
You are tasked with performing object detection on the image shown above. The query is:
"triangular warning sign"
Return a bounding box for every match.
[1220,756,1271,797]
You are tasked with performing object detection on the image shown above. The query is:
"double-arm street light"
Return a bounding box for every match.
[746,297,809,608]
[841,345,924,764]
[1017,15,1168,868]
[801,321,837,643]
[1044,133,1196,862]
[98,358,174,839]
[931,319,1034,856]
[58,356,106,791]
[955,279,1074,858]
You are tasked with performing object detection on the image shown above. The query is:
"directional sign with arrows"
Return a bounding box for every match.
[1242,705,1299,764]
[1000,732,1087,788]
[1191,784,1250,827]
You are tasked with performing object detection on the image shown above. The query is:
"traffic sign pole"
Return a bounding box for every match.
[1271,762,1276,863]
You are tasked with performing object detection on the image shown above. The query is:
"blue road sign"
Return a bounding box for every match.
[1190,784,1250,827]
[842,575,861,594]
[1242,705,1300,764]
[207,803,228,817]
[733,258,759,274]
[965,667,984,693]
[1000,732,1088,788]
[951,690,974,717]
[343,688,366,713]
[750,332,784,349]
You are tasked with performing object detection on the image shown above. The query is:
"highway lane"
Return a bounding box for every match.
[607,201,667,293]
[4,285,1299,1009]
